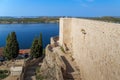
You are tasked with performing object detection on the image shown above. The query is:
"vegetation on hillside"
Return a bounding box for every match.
[30,33,43,58]
[0,16,120,24]
[35,67,44,80]
[0,17,59,24]
[84,16,120,23]
[3,32,19,60]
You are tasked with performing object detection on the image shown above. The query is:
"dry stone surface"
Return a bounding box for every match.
[59,18,120,80]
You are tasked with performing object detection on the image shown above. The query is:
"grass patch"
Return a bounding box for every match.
[36,67,40,73]
[35,67,44,80]
[60,47,65,53]
[36,75,44,80]
[0,70,9,79]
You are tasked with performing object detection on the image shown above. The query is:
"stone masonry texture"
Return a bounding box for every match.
[59,18,120,80]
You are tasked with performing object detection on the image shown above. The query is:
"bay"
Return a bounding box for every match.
[0,23,59,49]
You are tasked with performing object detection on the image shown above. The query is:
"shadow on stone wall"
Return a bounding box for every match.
[61,56,74,79]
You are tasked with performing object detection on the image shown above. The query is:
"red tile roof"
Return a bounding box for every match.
[0,48,3,56]
[0,48,30,56]
[19,49,30,54]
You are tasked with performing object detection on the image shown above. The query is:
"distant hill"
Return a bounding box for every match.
[0,17,60,24]
[84,16,120,23]
[0,16,120,24]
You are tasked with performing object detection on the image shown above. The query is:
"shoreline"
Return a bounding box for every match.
[0,22,59,24]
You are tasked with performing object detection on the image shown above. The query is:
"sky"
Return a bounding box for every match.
[0,0,119,17]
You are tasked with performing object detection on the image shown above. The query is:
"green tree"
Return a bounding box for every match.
[30,38,38,58]
[30,33,43,58]
[3,32,19,60]
[39,33,43,55]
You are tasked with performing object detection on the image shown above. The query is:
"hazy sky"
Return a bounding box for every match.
[0,0,119,17]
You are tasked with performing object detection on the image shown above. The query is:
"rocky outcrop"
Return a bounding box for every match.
[40,45,66,80]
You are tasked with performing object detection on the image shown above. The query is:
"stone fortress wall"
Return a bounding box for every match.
[59,18,120,80]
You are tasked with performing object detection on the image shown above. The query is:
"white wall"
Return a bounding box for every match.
[59,18,120,80]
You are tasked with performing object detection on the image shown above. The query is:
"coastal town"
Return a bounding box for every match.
[0,32,44,80]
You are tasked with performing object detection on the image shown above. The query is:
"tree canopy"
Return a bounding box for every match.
[30,33,43,58]
[3,32,19,60]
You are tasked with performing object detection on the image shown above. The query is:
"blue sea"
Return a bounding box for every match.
[0,23,59,49]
